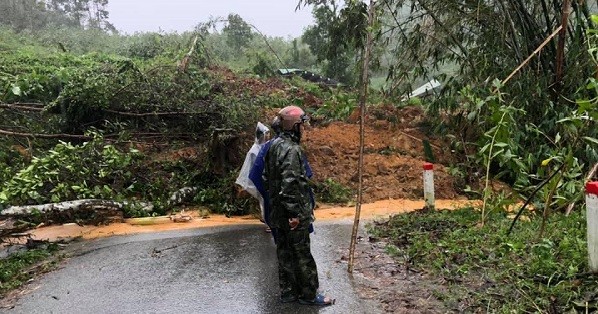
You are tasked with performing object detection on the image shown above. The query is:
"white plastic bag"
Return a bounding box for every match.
[235,122,270,218]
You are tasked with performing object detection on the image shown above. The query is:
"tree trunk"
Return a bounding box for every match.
[554,0,571,99]
[348,0,375,274]
[1,199,153,224]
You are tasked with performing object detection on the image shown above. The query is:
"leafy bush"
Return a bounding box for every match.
[0,134,141,207]
[0,46,80,104]
[250,52,276,77]
[314,91,357,122]
[193,171,253,216]
[122,33,165,60]
[313,178,353,204]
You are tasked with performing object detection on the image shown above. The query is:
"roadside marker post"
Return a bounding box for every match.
[423,162,435,210]
[586,182,598,272]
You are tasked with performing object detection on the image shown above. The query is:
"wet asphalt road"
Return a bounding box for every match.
[8,221,381,314]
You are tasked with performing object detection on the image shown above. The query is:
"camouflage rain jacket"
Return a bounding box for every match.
[263,132,314,229]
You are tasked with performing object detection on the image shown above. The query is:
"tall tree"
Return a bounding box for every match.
[0,0,116,32]
[0,0,56,31]
[222,13,254,52]
[85,0,116,32]
[300,0,369,85]
[47,0,115,32]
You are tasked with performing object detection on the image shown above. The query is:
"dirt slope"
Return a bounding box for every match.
[305,106,463,204]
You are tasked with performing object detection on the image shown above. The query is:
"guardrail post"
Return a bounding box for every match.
[423,162,435,210]
[586,182,598,272]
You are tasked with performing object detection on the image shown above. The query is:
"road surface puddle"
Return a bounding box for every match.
[30,199,479,241]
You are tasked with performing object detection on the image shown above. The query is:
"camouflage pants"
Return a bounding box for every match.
[275,227,319,300]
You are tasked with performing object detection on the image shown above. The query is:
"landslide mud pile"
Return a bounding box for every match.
[304,106,463,203]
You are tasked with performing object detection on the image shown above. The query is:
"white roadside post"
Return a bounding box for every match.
[423,162,435,210]
[586,182,598,272]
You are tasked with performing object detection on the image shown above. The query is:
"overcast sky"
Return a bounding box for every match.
[106,0,314,38]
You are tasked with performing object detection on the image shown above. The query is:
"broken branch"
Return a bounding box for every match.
[502,26,563,85]
[103,109,209,117]
[0,129,91,140]
[0,103,45,111]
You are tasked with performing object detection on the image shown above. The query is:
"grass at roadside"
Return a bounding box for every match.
[368,207,597,312]
[0,244,62,297]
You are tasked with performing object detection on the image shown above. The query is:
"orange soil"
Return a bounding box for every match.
[304,106,462,204]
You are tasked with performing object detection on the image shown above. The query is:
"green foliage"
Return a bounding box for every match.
[0,246,60,297]
[380,0,593,103]
[314,91,357,122]
[0,142,26,187]
[313,178,353,204]
[406,96,422,106]
[223,14,254,52]
[193,171,252,215]
[250,52,276,77]
[301,2,366,85]
[289,38,318,69]
[439,73,594,228]
[50,54,133,132]
[0,45,78,104]
[40,53,220,134]
[35,27,119,54]
[122,202,154,218]
[0,0,76,32]
[122,33,165,60]
[422,139,435,163]
[0,13,323,221]
[0,134,141,206]
[372,2,597,212]
[369,207,591,312]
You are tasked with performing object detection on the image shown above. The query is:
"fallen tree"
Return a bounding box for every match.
[1,199,153,216]
[1,199,154,226]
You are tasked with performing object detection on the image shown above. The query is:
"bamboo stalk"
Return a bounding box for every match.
[502,25,563,85]
[247,23,287,69]
[348,0,375,274]
[178,35,199,72]
[554,0,572,95]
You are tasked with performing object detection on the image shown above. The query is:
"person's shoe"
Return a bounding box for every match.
[298,293,335,306]
[280,294,298,303]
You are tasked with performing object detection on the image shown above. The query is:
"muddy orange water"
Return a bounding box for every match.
[31,199,479,242]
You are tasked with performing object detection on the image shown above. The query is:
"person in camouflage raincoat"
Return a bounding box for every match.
[249,116,314,242]
[263,106,334,306]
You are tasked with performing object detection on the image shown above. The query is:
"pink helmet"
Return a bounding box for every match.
[278,105,309,131]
